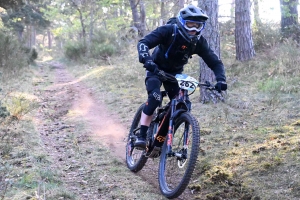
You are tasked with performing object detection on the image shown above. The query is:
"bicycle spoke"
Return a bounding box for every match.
[126,104,148,172]
[159,112,200,199]
[164,122,192,189]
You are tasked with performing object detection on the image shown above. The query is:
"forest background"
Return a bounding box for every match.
[0,0,300,199]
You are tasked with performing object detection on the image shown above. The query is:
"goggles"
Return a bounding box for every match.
[184,20,205,32]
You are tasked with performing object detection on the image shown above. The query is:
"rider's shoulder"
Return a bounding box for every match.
[154,24,174,36]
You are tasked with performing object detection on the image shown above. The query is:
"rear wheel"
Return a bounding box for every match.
[158,112,200,199]
[125,104,148,172]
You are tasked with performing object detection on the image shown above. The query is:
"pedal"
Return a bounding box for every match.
[146,146,161,158]
[135,146,146,150]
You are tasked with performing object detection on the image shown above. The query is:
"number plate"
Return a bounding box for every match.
[175,74,199,91]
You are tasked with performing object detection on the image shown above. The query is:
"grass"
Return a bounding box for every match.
[1,61,166,199]
[1,24,299,199]
[64,35,300,199]
[0,66,65,199]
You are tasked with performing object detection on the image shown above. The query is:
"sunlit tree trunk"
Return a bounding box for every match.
[253,0,261,25]
[198,0,220,103]
[47,29,52,49]
[230,0,235,23]
[235,0,255,61]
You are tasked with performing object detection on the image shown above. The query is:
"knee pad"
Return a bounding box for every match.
[143,88,161,115]
[143,77,161,115]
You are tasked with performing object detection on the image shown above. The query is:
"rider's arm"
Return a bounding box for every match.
[196,36,226,82]
[137,25,173,63]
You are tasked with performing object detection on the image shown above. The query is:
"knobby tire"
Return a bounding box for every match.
[158,112,200,199]
[125,103,148,172]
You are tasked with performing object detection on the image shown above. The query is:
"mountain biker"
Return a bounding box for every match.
[135,5,227,149]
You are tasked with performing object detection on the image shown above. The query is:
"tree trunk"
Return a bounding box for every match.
[47,29,52,49]
[87,1,95,56]
[173,0,184,17]
[230,0,235,23]
[17,30,23,42]
[26,25,32,48]
[253,0,261,25]
[198,0,220,103]
[139,0,146,36]
[89,2,94,45]
[235,0,255,61]
[129,0,147,37]
[160,0,167,25]
[31,25,36,47]
[280,0,299,39]
[77,7,86,40]
[71,0,86,45]
[152,1,159,28]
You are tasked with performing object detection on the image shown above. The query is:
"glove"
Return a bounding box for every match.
[215,81,227,93]
[154,68,167,82]
[143,58,167,82]
[144,58,158,72]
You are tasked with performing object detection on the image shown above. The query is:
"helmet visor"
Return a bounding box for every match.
[184,20,205,32]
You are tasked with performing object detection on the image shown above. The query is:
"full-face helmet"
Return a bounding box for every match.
[176,5,209,41]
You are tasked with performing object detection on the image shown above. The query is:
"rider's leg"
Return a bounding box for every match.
[135,76,162,148]
[163,79,180,100]
[140,111,152,126]
[137,112,152,147]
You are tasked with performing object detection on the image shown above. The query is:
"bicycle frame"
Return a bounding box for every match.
[126,73,221,198]
[143,73,216,158]
[147,88,191,158]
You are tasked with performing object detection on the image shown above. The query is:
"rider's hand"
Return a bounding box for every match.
[154,68,167,82]
[143,58,158,72]
[215,81,227,93]
[143,57,167,82]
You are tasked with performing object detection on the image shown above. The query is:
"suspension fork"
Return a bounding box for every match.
[166,98,176,156]
[183,123,190,147]
[166,98,191,156]
[181,89,190,148]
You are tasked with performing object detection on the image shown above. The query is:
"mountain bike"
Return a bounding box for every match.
[126,73,218,199]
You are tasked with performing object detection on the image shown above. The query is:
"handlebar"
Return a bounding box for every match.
[164,72,216,91]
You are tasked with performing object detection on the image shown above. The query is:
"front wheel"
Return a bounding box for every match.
[125,103,148,172]
[158,112,200,199]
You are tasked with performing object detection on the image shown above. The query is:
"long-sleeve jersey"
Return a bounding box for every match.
[137,24,226,82]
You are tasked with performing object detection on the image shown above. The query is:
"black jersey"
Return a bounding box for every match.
[137,24,226,82]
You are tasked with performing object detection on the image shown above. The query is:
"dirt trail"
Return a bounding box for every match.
[35,62,144,199]
[35,62,189,200]
[44,62,127,160]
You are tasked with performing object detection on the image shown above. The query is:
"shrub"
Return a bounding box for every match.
[258,78,284,93]
[252,22,281,50]
[0,30,27,73]
[219,21,282,53]
[22,47,38,63]
[63,30,122,61]
[89,30,120,58]
[90,43,116,58]
[0,101,10,118]
[64,41,87,60]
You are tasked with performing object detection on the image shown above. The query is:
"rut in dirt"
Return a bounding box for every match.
[36,62,193,200]
[35,62,133,199]
[41,62,127,158]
